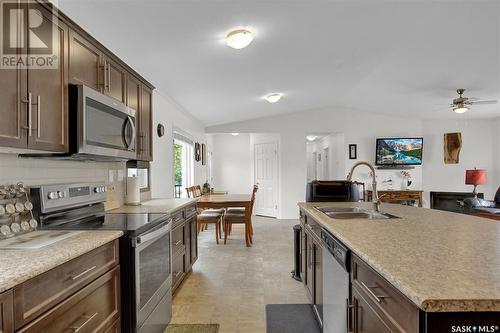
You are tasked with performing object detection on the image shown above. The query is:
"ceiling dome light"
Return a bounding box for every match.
[225,29,253,49]
[453,106,469,114]
[264,93,283,103]
[306,135,317,142]
[231,133,240,136]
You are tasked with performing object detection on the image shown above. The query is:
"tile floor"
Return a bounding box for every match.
[170,216,309,333]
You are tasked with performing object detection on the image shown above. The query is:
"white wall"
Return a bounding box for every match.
[209,133,252,194]
[150,91,207,198]
[422,118,498,202]
[207,106,423,218]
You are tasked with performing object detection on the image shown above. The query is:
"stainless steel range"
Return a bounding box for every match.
[31,183,172,333]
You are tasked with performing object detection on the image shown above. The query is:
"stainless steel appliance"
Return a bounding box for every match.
[321,228,351,333]
[31,183,172,333]
[70,84,137,160]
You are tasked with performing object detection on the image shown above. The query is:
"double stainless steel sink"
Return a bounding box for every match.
[315,206,399,220]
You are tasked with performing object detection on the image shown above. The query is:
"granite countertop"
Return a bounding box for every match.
[0,230,123,293]
[298,202,500,312]
[109,198,196,214]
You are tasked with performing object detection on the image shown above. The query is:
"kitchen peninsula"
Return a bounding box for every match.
[298,201,500,332]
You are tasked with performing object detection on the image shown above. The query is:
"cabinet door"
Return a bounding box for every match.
[304,233,314,301]
[104,57,126,103]
[138,85,153,161]
[68,30,102,91]
[0,0,28,149]
[352,286,392,333]
[313,243,323,321]
[190,217,198,265]
[0,290,14,333]
[27,3,68,152]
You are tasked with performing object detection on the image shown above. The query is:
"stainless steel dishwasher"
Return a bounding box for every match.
[321,228,351,333]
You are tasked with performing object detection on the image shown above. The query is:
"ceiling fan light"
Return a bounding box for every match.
[454,106,469,114]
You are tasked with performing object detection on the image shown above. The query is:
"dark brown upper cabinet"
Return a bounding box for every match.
[103,56,127,103]
[138,85,153,161]
[0,1,68,152]
[68,30,102,92]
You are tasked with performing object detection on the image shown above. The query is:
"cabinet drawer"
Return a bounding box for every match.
[18,266,120,333]
[172,254,185,290]
[172,224,185,256]
[14,240,119,329]
[185,204,197,218]
[171,209,185,227]
[351,255,419,333]
[104,319,120,333]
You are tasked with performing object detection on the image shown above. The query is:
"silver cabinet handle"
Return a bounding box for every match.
[107,62,111,92]
[103,61,108,91]
[174,240,182,246]
[71,265,97,280]
[70,312,98,332]
[37,95,41,138]
[22,93,33,136]
[359,281,388,303]
[174,270,182,278]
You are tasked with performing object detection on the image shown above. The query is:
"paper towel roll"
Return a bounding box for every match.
[126,176,141,206]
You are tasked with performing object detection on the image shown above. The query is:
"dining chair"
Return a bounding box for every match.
[223,186,258,246]
[187,185,224,232]
[197,210,224,244]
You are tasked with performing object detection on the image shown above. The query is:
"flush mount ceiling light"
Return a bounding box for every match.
[306,135,317,142]
[453,106,469,114]
[231,133,240,136]
[264,93,283,103]
[225,28,253,49]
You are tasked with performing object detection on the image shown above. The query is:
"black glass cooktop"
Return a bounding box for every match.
[43,212,169,235]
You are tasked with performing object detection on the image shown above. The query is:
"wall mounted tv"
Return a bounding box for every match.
[375,138,423,166]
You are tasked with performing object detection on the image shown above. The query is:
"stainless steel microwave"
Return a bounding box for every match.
[69,84,137,160]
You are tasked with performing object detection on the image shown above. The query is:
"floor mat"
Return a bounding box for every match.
[265,304,321,333]
[165,324,219,333]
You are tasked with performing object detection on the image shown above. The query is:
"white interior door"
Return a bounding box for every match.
[254,142,279,218]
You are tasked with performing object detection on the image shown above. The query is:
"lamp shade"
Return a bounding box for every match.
[465,169,487,185]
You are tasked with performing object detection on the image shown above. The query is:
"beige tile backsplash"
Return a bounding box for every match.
[0,153,125,210]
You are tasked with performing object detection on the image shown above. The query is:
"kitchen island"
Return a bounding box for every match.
[298,202,500,332]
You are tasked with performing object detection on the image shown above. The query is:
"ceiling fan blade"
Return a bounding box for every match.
[472,100,498,105]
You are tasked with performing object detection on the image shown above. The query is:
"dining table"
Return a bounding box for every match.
[196,194,253,246]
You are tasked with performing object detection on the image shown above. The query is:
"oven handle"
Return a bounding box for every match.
[132,219,172,247]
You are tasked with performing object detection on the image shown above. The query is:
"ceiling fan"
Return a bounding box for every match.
[448,89,497,114]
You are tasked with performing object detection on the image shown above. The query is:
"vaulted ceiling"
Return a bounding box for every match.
[57,0,500,125]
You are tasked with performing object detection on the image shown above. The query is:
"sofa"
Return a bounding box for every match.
[464,187,500,215]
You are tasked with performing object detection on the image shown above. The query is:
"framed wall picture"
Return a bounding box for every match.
[349,144,357,159]
[194,142,201,162]
[201,144,206,165]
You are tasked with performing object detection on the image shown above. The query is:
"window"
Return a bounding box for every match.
[173,131,194,198]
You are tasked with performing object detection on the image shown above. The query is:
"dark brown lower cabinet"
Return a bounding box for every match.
[0,290,14,333]
[352,285,393,333]
[171,204,199,295]
[17,266,120,333]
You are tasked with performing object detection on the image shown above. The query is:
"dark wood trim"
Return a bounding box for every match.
[0,290,14,333]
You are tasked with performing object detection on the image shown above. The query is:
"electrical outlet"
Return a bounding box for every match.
[107,184,116,194]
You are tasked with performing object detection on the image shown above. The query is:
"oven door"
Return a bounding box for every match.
[75,85,137,160]
[132,219,172,328]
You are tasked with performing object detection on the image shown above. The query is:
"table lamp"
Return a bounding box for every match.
[465,168,487,198]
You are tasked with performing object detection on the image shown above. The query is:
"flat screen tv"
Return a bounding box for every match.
[376,138,423,166]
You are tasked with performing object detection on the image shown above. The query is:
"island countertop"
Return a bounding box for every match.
[298,201,500,312]
[109,198,196,214]
[0,230,123,293]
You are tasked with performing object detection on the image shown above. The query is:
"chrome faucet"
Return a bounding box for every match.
[347,161,381,212]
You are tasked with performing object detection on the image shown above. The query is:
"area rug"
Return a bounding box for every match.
[265,304,321,333]
[165,324,219,333]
